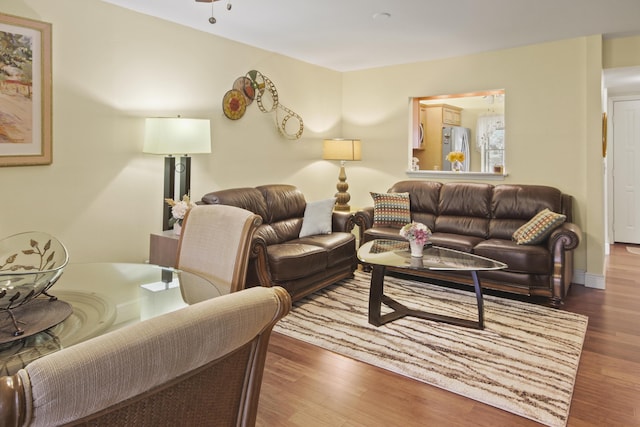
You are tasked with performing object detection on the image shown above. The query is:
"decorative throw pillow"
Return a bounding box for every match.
[299,198,336,238]
[370,192,411,228]
[513,208,567,245]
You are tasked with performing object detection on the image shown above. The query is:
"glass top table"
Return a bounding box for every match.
[0,263,225,376]
[357,239,507,329]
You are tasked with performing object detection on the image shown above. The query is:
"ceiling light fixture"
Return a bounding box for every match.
[373,12,391,20]
[195,0,233,24]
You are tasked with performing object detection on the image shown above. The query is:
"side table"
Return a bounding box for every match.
[149,230,179,267]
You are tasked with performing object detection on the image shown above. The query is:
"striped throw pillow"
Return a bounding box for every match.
[513,208,566,245]
[370,192,411,228]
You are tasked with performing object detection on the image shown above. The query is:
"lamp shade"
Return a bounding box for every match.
[322,139,362,161]
[143,118,212,155]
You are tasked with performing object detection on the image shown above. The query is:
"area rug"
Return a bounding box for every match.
[274,271,588,427]
[626,246,640,255]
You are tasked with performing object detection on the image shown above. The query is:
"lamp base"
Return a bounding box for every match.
[334,202,351,211]
[334,162,351,211]
[162,156,176,231]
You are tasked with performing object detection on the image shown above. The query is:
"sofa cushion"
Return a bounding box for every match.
[363,226,406,243]
[297,233,355,266]
[492,185,563,220]
[488,219,526,240]
[428,232,484,253]
[299,198,336,238]
[201,187,269,221]
[439,183,492,218]
[370,192,411,228]
[256,219,304,245]
[512,208,566,245]
[388,180,442,215]
[410,212,437,232]
[435,216,490,239]
[266,243,327,281]
[436,183,491,238]
[257,184,306,223]
[474,239,550,274]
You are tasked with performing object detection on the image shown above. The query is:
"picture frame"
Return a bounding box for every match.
[0,13,52,167]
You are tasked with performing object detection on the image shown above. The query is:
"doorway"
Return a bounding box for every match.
[612,98,640,244]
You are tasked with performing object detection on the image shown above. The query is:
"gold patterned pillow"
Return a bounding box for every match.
[370,192,411,228]
[513,208,566,245]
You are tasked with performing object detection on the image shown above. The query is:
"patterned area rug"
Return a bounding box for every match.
[274,271,588,427]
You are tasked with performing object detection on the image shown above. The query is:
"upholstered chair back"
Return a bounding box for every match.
[0,286,291,427]
[177,204,262,296]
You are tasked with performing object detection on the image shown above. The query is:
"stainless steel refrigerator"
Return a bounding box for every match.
[442,126,470,171]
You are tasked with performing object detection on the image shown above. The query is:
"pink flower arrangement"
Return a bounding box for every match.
[399,222,432,245]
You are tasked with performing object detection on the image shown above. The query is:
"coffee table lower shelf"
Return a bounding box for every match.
[368,265,485,330]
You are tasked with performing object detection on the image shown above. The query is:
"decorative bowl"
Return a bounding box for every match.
[0,232,69,336]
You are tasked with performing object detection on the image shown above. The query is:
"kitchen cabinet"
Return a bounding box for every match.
[413,104,462,170]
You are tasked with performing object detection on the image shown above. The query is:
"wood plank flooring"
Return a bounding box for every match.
[256,244,640,426]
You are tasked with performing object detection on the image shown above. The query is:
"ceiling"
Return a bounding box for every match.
[101,0,640,90]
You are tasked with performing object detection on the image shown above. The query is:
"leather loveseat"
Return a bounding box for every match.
[200,184,357,301]
[354,180,582,306]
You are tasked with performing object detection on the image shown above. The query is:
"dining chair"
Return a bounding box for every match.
[176,205,262,303]
[0,285,291,427]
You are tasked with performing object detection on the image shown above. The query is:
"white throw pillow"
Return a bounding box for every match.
[299,198,336,238]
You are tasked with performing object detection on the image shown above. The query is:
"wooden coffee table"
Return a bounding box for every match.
[357,239,507,330]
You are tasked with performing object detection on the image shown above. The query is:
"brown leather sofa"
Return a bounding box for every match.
[354,180,582,306]
[200,184,357,301]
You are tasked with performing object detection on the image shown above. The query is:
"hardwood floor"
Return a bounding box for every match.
[256,244,640,426]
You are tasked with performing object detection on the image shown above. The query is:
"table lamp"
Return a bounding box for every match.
[322,138,361,211]
[144,117,211,230]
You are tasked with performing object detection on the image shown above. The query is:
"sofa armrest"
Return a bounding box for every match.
[547,221,581,305]
[353,207,374,244]
[547,222,581,252]
[250,236,276,288]
[331,211,356,233]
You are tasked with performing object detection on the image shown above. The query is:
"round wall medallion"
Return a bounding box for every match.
[222,89,247,120]
[233,76,255,105]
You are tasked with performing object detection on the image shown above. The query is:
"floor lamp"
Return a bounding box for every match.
[144,117,212,230]
[322,139,362,211]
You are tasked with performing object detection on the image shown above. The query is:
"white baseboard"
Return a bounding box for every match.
[572,269,606,289]
[583,271,606,289]
[572,269,585,285]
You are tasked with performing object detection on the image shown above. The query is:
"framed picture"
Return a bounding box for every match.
[0,13,52,166]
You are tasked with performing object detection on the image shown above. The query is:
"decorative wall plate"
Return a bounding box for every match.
[222,70,305,139]
[222,89,247,120]
[233,76,255,105]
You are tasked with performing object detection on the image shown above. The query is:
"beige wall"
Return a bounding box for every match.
[340,37,604,282]
[0,0,342,263]
[603,35,640,69]
[0,0,614,284]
